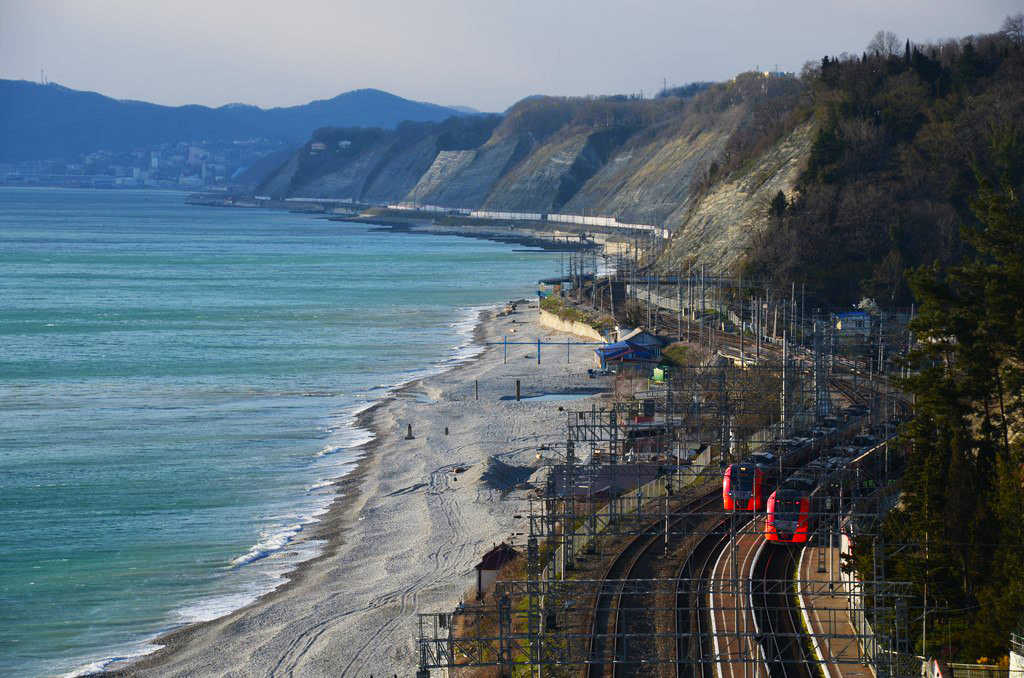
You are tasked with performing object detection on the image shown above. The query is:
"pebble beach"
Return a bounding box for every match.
[109,302,609,677]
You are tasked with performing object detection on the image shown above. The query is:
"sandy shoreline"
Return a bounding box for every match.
[105,301,609,677]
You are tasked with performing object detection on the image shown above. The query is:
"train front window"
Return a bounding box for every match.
[734,467,754,492]
[775,498,801,522]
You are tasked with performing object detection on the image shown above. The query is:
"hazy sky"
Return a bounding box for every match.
[1,0,1019,112]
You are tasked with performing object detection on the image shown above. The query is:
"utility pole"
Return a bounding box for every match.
[677,272,683,341]
[740,295,745,365]
[878,311,885,376]
[608,255,615,320]
[700,265,706,350]
[646,269,652,330]
[800,282,805,346]
[687,266,692,335]
[781,331,788,437]
[790,282,796,340]
[756,297,761,364]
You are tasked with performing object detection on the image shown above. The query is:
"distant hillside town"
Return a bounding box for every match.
[0,79,469,189]
[0,137,288,190]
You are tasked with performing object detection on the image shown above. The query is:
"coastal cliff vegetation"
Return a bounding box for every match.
[257,19,1022,317]
[745,23,1024,308]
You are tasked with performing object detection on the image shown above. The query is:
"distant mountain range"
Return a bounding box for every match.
[0,80,468,162]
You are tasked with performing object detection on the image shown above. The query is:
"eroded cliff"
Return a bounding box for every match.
[256,75,809,276]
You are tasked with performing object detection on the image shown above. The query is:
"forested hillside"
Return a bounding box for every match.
[852,125,1024,661]
[833,19,1024,662]
[257,19,1023,316]
[743,27,1024,307]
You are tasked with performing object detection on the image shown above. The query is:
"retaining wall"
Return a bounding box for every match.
[538,308,607,342]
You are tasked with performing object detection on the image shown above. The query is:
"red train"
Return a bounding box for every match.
[723,410,876,515]
[764,473,816,543]
[765,440,886,543]
[722,462,767,511]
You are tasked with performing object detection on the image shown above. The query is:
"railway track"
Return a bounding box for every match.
[584,490,723,677]
[827,377,869,408]
[751,544,810,678]
[676,518,731,678]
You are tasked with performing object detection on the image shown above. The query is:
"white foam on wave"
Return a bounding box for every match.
[230,522,306,568]
[84,301,497,674]
[313,445,344,458]
[172,536,325,626]
[62,641,163,677]
[445,304,491,363]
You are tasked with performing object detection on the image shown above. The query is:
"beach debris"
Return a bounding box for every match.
[453,466,467,473]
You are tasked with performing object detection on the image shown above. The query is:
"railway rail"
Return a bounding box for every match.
[676,520,731,678]
[751,544,810,678]
[585,490,723,677]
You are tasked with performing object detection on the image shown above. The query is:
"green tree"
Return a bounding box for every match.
[885,124,1024,659]
[769,190,788,219]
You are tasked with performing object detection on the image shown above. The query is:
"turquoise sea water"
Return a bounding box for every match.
[0,187,558,677]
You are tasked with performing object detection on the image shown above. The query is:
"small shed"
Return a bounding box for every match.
[834,311,871,338]
[617,327,662,348]
[623,421,671,460]
[594,330,661,368]
[475,542,518,600]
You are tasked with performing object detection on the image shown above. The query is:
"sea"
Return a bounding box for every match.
[0,187,560,677]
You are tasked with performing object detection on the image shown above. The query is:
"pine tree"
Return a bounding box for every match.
[769,190,787,219]
[890,125,1024,659]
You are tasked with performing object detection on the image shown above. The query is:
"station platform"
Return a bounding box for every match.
[797,541,876,678]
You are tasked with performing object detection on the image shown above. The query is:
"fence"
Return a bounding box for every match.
[948,664,1010,678]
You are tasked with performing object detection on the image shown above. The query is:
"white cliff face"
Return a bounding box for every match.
[660,121,815,274]
[256,89,815,279]
[561,106,745,227]
[405,150,477,204]
[410,136,526,208]
[290,142,394,199]
[482,132,591,212]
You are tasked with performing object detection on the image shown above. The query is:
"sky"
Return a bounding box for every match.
[1,0,1020,112]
